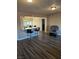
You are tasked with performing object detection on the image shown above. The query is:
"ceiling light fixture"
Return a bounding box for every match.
[27,0,32,2]
[51,7,56,10]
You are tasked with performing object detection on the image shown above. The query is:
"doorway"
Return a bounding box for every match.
[42,19,45,31]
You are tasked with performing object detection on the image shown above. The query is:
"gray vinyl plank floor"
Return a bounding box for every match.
[17,32,61,59]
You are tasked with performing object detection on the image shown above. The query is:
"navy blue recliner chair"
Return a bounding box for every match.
[49,25,59,37]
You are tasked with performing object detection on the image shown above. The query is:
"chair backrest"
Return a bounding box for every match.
[29,25,32,28]
[35,27,40,31]
[37,27,40,31]
[50,25,59,32]
[34,25,36,27]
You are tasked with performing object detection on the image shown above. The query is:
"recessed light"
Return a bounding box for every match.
[51,7,56,10]
[27,0,32,2]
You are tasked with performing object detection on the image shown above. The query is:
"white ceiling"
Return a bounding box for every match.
[17,0,61,16]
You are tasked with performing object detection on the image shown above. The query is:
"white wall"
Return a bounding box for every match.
[17,12,23,30]
[17,12,47,32]
[30,17,47,32]
[47,13,61,33]
[17,12,60,33]
[33,17,42,31]
[47,13,61,28]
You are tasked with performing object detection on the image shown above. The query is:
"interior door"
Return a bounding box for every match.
[42,19,45,31]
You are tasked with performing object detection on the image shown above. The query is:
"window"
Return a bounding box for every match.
[22,16,33,29]
[24,21,32,27]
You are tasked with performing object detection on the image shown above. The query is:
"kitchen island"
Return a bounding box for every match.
[17,27,39,40]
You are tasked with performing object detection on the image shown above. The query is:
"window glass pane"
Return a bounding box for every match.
[22,16,33,29]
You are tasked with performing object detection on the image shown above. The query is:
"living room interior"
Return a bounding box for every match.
[17,0,61,59]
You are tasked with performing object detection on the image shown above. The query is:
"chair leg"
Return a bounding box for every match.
[30,33,31,40]
[37,31,39,37]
